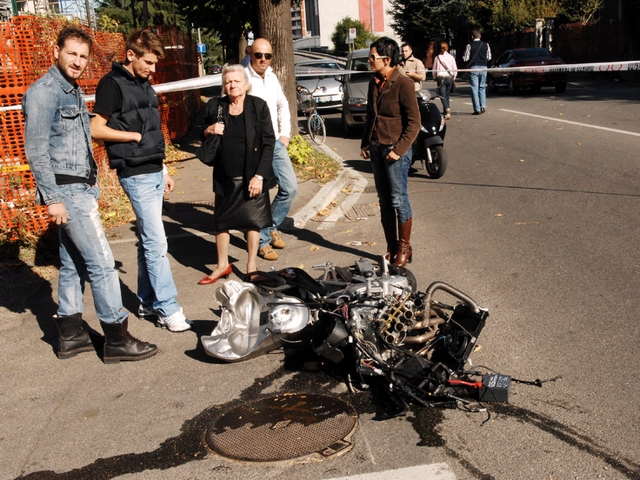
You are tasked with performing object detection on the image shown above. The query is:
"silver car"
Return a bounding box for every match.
[341,49,374,136]
[295,59,344,111]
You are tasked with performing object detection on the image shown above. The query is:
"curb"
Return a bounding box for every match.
[291,141,366,228]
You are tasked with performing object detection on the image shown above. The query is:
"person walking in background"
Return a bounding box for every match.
[197,65,275,284]
[90,28,191,333]
[22,27,158,363]
[433,41,458,119]
[463,28,491,115]
[245,37,298,262]
[397,43,425,91]
[360,37,420,267]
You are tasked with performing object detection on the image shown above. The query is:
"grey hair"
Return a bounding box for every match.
[222,63,252,93]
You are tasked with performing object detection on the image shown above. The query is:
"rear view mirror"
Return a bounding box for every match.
[335,75,344,83]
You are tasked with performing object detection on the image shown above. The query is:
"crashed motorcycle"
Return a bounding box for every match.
[412,89,448,179]
[202,258,510,419]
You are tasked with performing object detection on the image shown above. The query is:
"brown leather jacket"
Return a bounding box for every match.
[361,67,420,157]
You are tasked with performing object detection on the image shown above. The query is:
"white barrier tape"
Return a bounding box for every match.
[296,59,640,76]
[2,59,638,112]
[0,74,223,112]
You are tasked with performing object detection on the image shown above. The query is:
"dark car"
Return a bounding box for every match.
[207,64,222,75]
[488,48,568,94]
[341,49,374,135]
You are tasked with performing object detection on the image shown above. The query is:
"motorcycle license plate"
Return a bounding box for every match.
[317,95,334,103]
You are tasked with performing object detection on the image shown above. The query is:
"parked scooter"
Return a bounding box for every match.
[412,89,447,179]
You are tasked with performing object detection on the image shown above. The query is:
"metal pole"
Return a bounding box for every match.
[370,0,374,33]
[197,27,204,77]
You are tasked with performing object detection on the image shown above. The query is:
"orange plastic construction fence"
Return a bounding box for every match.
[0,16,200,240]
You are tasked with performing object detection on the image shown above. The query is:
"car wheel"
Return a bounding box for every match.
[554,82,567,93]
[488,76,499,93]
[508,77,519,95]
[342,112,353,137]
[531,84,542,93]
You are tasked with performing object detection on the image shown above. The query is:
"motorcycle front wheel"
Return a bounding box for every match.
[426,145,447,179]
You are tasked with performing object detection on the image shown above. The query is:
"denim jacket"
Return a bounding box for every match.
[22,66,95,205]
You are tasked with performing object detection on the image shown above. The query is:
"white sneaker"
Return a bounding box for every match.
[157,308,192,333]
[138,304,157,320]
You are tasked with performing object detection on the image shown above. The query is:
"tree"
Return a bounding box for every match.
[562,0,604,24]
[471,0,562,34]
[177,0,257,64]
[96,0,186,33]
[330,17,376,52]
[257,0,297,135]
[388,0,467,58]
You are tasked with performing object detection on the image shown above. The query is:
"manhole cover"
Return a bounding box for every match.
[206,393,358,462]
[343,203,379,221]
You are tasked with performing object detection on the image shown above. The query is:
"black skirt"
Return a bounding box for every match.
[214,176,272,231]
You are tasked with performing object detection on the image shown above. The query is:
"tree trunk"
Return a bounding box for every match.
[257,0,298,136]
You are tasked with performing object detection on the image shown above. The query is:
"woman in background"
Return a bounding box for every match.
[432,42,458,119]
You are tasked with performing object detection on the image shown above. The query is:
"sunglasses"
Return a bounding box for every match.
[368,53,388,61]
[253,52,273,60]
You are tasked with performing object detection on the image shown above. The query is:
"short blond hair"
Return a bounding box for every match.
[222,63,252,93]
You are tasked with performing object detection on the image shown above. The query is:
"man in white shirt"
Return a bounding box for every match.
[245,38,298,261]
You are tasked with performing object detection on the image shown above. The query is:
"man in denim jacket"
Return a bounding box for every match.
[22,27,158,363]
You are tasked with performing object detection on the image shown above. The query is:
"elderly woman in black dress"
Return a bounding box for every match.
[198,64,275,284]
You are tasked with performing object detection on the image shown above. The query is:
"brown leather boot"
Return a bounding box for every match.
[392,218,413,267]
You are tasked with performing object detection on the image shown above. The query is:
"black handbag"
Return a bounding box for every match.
[195,101,224,166]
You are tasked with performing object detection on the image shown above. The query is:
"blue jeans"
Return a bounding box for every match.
[259,140,298,249]
[369,144,413,225]
[57,183,128,324]
[118,171,180,318]
[469,66,487,113]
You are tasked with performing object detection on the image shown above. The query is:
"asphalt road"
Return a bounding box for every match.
[2,77,639,480]
[316,77,640,479]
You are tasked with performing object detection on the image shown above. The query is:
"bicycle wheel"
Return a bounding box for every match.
[307,112,326,145]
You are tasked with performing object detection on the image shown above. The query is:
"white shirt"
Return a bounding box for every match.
[245,65,291,139]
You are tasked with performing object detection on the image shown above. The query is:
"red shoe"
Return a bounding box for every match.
[198,265,233,285]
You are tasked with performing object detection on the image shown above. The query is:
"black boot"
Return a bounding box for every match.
[53,314,95,359]
[381,214,398,263]
[100,318,158,364]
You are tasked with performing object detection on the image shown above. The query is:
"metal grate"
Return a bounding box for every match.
[206,393,358,462]
[343,203,380,221]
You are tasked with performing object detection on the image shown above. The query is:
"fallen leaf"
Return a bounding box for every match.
[494,213,503,217]
[297,264,305,269]
[515,221,539,225]
[344,229,353,234]
[309,245,319,251]
[577,142,581,145]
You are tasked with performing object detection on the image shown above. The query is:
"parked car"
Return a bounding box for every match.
[488,48,568,94]
[207,64,222,75]
[295,60,344,111]
[341,49,374,135]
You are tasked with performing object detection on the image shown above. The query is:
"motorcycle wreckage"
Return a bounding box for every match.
[202,258,512,420]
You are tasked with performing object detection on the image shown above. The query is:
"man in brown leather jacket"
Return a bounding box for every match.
[360,37,420,267]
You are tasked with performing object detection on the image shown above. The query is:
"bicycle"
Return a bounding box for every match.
[296,84,326,145]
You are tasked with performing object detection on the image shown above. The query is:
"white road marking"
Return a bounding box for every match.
[500,108,640,137]
[325,463,456,480]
